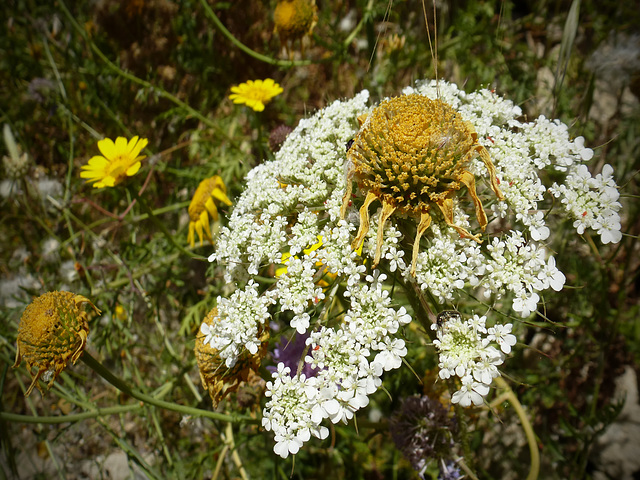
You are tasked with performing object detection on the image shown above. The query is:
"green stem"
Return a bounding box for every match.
[0,404,142,424]
[81,351,258,425]
[495,376,540,480]
[402,274,437,340]
[343,0,374,48]
[198,0,310,67]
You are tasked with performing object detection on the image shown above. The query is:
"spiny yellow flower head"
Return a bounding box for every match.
[195,308,269,408]
[229,79,283,112]
[341,94,504,275]
[80,136,148,188]
[274,0,317,57]
[13,291,100,397]
[187,175,233,248]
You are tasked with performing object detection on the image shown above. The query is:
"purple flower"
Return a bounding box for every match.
[268,332,318,378]
[438,460,463,480]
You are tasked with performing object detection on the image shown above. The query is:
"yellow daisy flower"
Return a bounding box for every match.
[187,175,233,248]
[229,79,283,112]
[80,136,148,188]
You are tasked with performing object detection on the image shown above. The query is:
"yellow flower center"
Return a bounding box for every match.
[106,155,130,180]
[351,95,478,215]
[342,94,504,275]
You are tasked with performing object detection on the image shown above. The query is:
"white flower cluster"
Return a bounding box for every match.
[550,164,622,244]
[432,313,516,406]
[204,79,623,456]
[483,230,565,317]
[199,280,275,368]
[263,271,412,457]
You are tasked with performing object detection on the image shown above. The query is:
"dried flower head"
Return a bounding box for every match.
[269,124,294,152]
[195,307,269,408]
[389,395,457,474]
[187,175,232,248]
[80,136,148,188]
[341,94,504,275]
[13,291,100,396]
[229,79,283,112]
[274,0,318,57]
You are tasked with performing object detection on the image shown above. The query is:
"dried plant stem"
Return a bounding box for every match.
[222,423,250,480]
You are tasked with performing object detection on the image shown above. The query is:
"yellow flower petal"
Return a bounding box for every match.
[126,135,140,154]
[97,138,116,159]
[129,137,148,159]
[114,136,128,153]
[87,155,109,168]
[211,188,233,206]
[126,162,141,176]
[102,176,116,187]
[186,176,233,247]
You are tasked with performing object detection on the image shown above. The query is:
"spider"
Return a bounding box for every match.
[340,94,504,275]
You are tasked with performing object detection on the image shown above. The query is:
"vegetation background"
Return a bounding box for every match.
[0,0,639,478]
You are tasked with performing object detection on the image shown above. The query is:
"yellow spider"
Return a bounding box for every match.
[340,94,504,275]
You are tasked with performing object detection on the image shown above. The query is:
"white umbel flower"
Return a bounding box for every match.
[206,79,624,455]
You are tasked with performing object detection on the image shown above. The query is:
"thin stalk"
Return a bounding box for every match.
[198,0,310,67]
[495,376,540,480]
[343,0,374,48]
[455,457,480,480]
[223,422,250,480]
[130,188,207,261]
[0,404,142,424]
[81,351,258,425]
